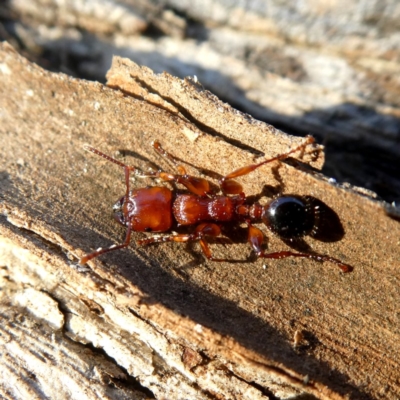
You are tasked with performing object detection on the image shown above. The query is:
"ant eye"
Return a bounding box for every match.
[113,196,126,226]
[263,196,314,238]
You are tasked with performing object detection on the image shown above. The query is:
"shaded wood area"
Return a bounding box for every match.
[1,1,400,399]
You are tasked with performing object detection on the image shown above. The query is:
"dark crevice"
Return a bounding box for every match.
[126,75,265,156]
[79,341,156,398]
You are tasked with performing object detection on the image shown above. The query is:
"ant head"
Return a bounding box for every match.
[262,195,315,239]
[113,196,128,226]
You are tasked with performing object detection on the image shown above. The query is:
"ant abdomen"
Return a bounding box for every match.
[263,196,315,239]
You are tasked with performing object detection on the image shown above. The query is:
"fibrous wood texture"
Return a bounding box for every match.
[2,0,400,203]
[1,41,400,400]
[2,1,400,399]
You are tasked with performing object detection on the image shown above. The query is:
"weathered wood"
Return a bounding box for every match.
[1,42,400,399]
[3,0,400,203]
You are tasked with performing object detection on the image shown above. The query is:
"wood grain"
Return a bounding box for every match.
[1,42,400,399]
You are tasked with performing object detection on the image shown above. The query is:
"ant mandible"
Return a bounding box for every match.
[80,136,352,273]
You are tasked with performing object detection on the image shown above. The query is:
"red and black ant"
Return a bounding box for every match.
[80,136,352,272]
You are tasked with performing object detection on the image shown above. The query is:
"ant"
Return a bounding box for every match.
[80,136,353,273]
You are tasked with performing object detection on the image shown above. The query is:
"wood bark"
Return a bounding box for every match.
[3,0,400,203]
[1,41,400,400]
[1,1,400,399]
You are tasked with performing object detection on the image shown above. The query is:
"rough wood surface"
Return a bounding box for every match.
[2,0,400,203]
[1,42,400,399]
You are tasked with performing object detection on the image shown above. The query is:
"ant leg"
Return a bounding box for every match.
[137,223,228,261]
[80,222,133,264]
[153,140,187,175]
[157,171,211,197]
[260,251,353,273]
[152,141,212,196]
[79,164,134,265]
[84,144,211,196]
[195,224,229,262]
[246,223,352,273]
[84,145,148,177]
[220,136,315,194]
